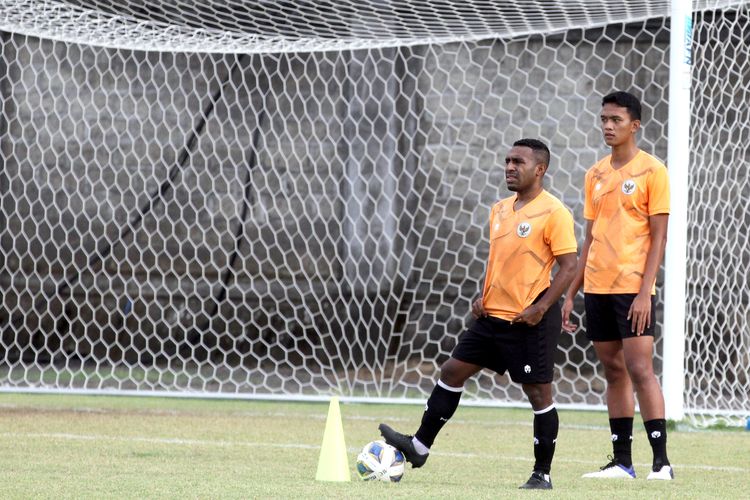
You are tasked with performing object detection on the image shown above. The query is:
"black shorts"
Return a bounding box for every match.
[451,301,561,384]
[584,293,656,341]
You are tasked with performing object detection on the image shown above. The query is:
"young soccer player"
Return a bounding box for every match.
[379,138,578,490]
[562,91,673,480]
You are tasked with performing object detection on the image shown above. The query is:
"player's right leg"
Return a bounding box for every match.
[379,356,481,468]
[581,294,637,479]
[581,341,637,478]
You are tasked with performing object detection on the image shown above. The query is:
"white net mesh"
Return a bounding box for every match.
[0,1,748,425]
[685,3,750,426]
[2,0,674,53]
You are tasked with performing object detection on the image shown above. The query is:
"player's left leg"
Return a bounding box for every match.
[518,382,556,490]
[622,335,673,480]
[516,303,560,490]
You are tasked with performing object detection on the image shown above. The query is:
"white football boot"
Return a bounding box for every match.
[582,456,636,479]
[647,465,674,480]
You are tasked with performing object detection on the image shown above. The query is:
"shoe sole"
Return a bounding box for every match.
[581,471,636,479]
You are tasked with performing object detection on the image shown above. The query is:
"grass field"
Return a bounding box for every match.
[0,393,748,499]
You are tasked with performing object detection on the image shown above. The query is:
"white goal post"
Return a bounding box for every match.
[0,1,748,427]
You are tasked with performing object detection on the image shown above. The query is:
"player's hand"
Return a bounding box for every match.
[511,303,546,326]
[627,292,651,335]
[561,296,578,333]
[471,297,486,319]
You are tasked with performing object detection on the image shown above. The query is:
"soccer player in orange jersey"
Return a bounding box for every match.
[562,91,673,480]
[379,139,578,490]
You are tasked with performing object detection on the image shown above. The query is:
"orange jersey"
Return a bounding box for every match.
[583,150,670,294]
[482,190,577,321]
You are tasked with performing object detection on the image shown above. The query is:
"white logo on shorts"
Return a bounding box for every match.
[524,365,531,374]
[622,179,636,195]
[517,222,531,238]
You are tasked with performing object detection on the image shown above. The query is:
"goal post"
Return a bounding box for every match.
[0,1,749,427]
[663,0,692,422]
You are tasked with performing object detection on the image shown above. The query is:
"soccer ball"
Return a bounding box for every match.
[356,440,405,482]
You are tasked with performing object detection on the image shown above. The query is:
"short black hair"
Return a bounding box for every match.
[602,91,642,121]
[513,138,551,168]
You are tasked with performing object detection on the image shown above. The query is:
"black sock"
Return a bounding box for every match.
[609,417,634,467]
[532,406,559,474]
[644,419,670,468]
[414,381,463,449]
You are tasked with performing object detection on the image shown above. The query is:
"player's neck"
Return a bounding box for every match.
[513,185,543,210]
[609,142,640,169]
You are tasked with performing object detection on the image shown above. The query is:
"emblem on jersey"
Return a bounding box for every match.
[622,179,636,195]
[517,222,531,238]
[524,365,531,373]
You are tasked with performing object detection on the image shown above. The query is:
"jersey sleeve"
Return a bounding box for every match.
[583,169,595,220]
[545,206,578,256]
[648,164,670,215]
[488,202,499,235]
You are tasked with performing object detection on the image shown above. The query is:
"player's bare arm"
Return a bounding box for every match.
[562,220,593,332]
[628,213,669,334]
[513,252,577,326]
[471,295,486,318]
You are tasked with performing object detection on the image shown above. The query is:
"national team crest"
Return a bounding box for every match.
[517,222,531,238]
[622,179,636,195]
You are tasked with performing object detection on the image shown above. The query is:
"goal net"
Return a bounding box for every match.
[1,1,748,426]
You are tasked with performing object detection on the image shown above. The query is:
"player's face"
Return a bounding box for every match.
[505,146,542,193]
[600,103,640,147]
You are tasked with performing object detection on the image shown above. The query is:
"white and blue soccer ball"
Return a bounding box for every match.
[356,440,405,482]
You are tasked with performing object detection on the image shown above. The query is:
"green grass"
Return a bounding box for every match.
[0,394,748,499]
